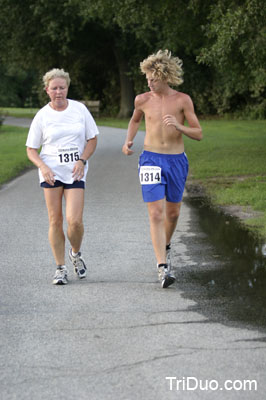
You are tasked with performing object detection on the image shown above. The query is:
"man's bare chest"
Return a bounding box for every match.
[143,98,183,121]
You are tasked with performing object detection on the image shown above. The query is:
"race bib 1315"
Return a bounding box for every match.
[57,146,79,164]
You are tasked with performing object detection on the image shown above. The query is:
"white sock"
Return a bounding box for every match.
[157,263,167,269]
[71,250,79,257]
[58,264,67,270]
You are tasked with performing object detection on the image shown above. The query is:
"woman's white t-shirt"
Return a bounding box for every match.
[26,99,99,184]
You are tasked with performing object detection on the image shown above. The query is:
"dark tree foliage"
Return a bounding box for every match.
[0,0,265,117]
[197,0,266,117]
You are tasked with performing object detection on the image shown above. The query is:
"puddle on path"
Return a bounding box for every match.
[178,197,266,331]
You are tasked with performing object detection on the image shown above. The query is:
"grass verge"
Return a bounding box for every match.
[1,112,266,238]
[0,126,32,185]
[0,107,39,119]
[0,107,145,130]
[184,119,266,238]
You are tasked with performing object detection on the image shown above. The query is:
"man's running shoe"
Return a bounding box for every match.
[69,249,87,279]
[166,243,171,268]
[157,263,176,288]
[53,266,68,285]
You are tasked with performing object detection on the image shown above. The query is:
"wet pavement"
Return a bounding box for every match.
[177,196,266,331]
[1,118,266,399]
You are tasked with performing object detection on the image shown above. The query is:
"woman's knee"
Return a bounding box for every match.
[48,214,63,230]
[67,217,83,232]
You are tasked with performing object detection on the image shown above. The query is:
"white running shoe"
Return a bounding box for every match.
[69,249,87,279]
[53,266,68,285]
[157,263,176,288]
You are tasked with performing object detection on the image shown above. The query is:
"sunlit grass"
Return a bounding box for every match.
[0,126,31,184]
[185,120,266,179]
[1,112,266,237]
[0,107,146,129]
[184,119,266,237]
[0,107,39,119]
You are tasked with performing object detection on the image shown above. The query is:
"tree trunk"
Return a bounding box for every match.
[114,46,135,119]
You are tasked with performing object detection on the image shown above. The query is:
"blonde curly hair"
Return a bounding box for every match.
[140,50,184,86]
[42,68,70,89]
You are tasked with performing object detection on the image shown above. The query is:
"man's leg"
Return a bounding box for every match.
[147,198,176,288]
[147,199,166,264]
[64,188,84,252]
[165,201,181,245]
[43,187,65,265]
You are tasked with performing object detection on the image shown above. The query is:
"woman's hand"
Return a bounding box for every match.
[40,164,56,186]
[72,160,85,181]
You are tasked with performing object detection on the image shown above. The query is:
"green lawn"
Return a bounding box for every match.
[1,111,266,237]
[184,119,266,237]
[0,107,39,119]
[0,126,32,184]
[0,106,146,130]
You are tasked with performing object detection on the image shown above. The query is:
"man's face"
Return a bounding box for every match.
[146,72,166,93]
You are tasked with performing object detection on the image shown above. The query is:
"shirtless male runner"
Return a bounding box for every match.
[122,50,202,288]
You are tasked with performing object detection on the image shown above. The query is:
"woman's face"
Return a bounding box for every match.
[46,77,68,109]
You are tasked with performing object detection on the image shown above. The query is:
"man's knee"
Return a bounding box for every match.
[166,204,181,223]
[148,205,164,224]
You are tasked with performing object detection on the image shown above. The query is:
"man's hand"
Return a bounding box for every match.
[163,114,183,132]
[122,141,134,155]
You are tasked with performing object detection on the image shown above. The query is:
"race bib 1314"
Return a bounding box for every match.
[139,166,161,185]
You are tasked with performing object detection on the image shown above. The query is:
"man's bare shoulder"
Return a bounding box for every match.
[171,91,194,111]
[174,90,191,100]
[175,91,193,103]
[135,92,152,109]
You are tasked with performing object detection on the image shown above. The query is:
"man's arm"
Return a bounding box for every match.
[122,96,144,155]
[163,95,203,141]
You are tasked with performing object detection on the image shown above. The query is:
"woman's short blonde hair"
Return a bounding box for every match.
[140,50,184,86]
[42,68,70,89]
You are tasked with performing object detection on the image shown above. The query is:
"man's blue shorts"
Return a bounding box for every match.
[138,151,189,203]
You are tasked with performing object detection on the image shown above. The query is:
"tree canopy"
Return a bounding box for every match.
[198,0,266,117]
[0,0,265,118]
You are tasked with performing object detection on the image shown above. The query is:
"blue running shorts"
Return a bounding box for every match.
[138,151,189,203]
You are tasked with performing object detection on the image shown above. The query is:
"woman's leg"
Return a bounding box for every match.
[43,187,65,265]
[64,188,85,253]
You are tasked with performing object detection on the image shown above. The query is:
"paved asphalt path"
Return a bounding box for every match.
[1,118,266,399]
